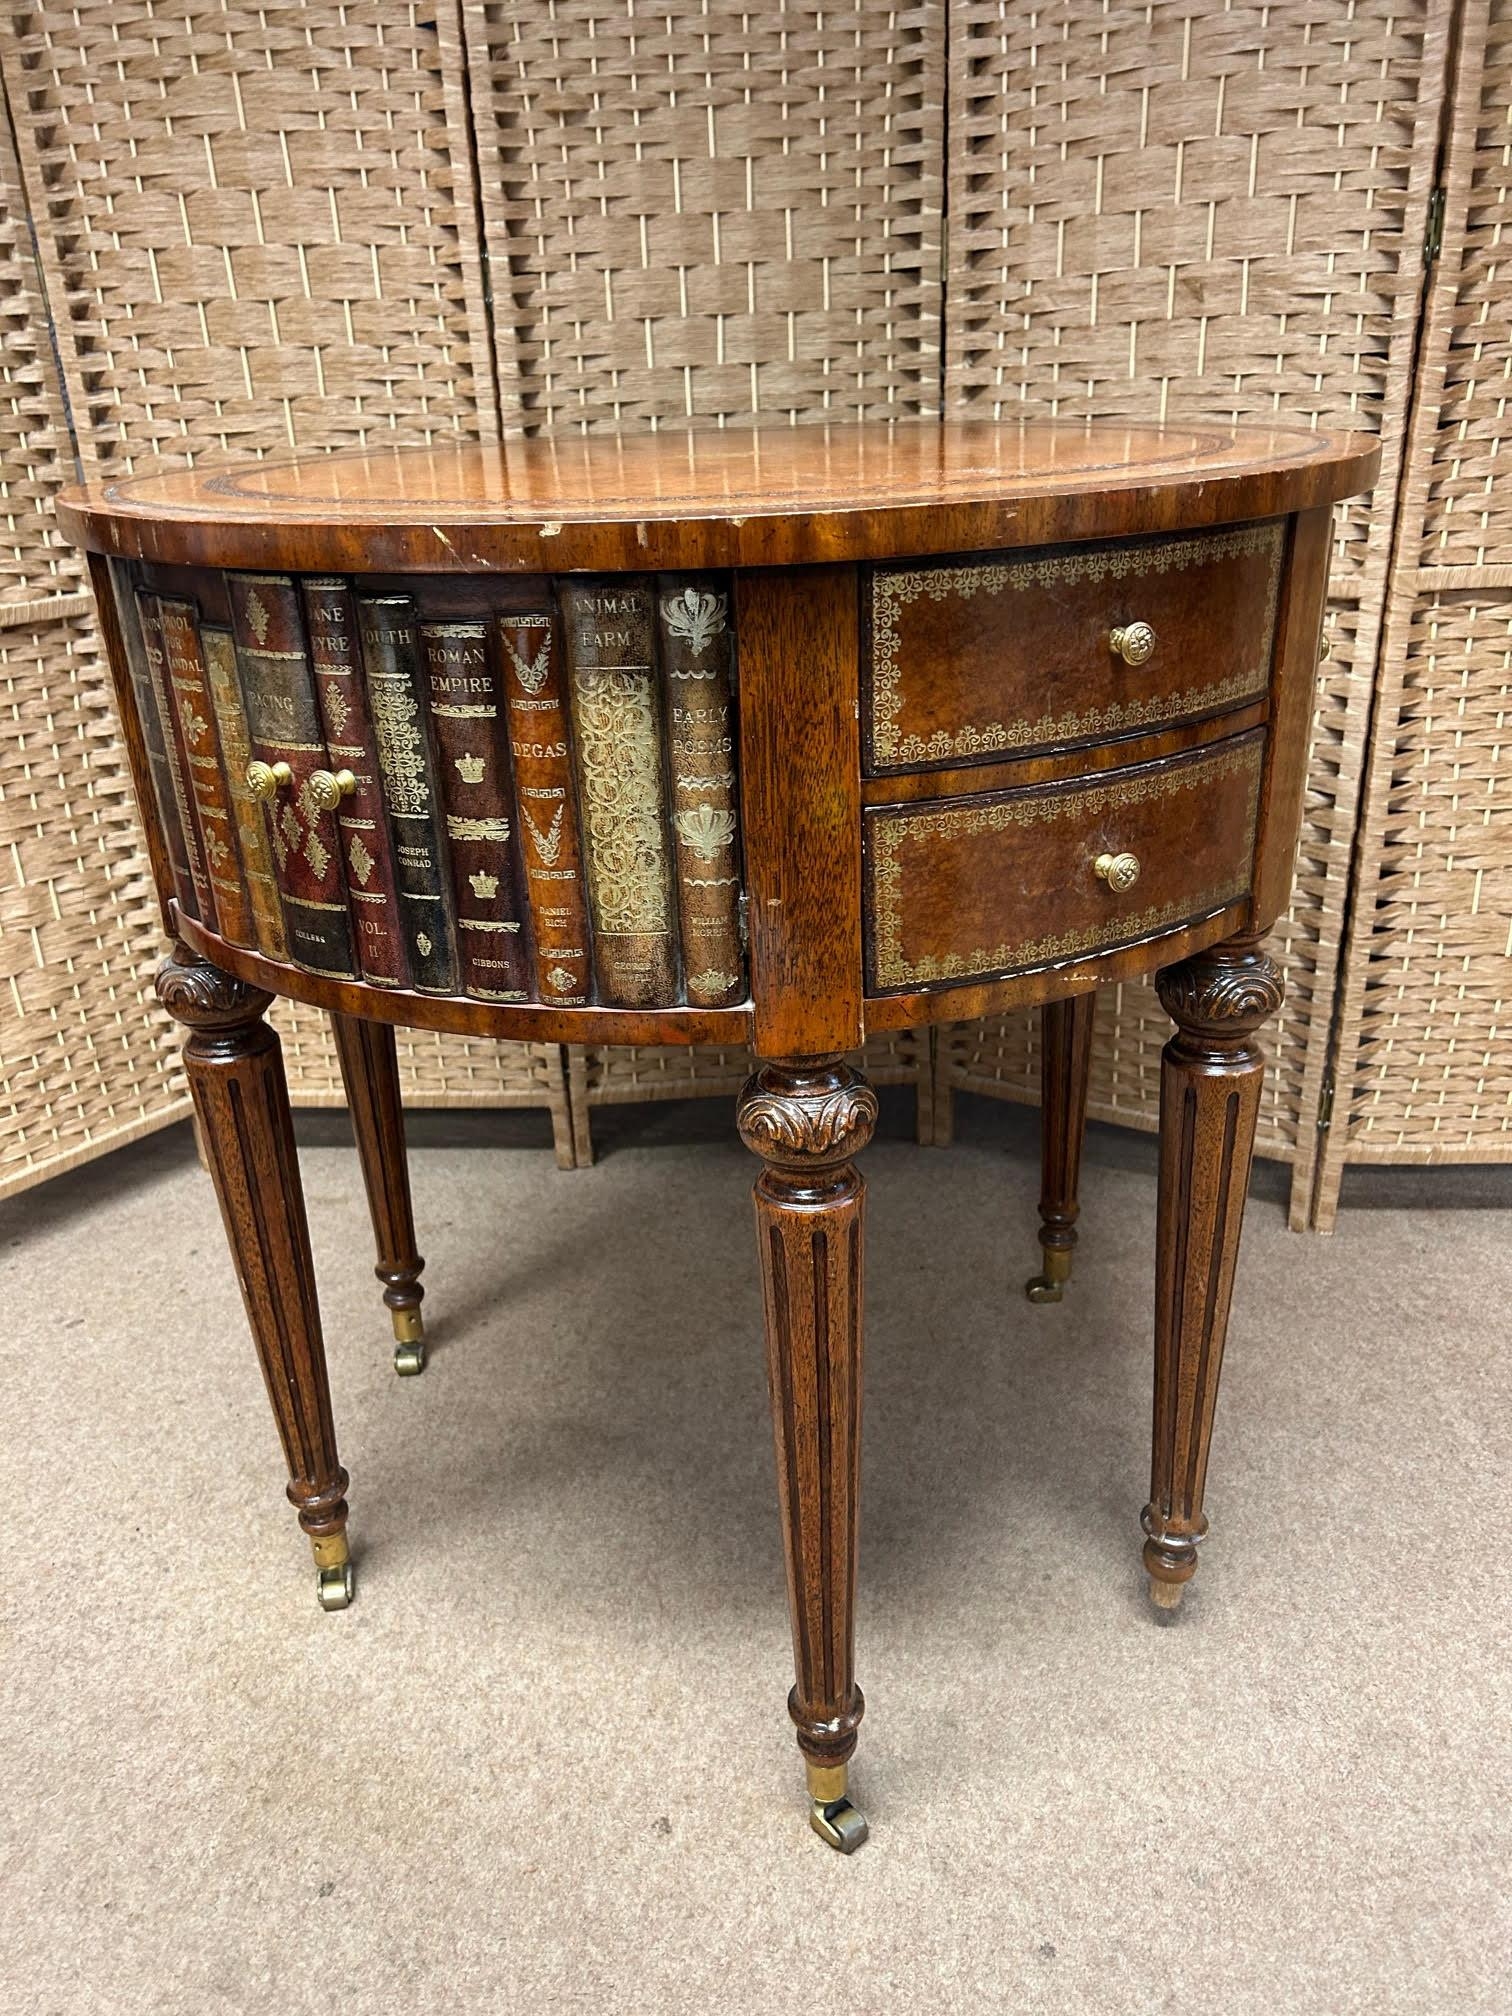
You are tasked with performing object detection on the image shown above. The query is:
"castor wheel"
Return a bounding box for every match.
[810,1796,869,1853]
[391,1306,425,1376]
[316,1562,355,1611]
[1025,1244,1071,1304]
[805,1761,868,1852]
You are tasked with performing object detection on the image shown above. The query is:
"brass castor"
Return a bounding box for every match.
[1025,1243,1071,1304]
[391,1305,426,1377]
[806,1761,869,1853]
[1148,1575,1186,1613]
[316,1562,354,1611]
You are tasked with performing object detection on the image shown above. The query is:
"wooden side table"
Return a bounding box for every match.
[59,419,1377,1852]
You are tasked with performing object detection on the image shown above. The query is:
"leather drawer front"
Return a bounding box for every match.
[864,520,1285,774]
[864,732,1263,993]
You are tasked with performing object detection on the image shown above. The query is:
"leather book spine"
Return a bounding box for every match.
[109,560,199,921]
[199,622,290,962]
[656,576,747,1007]
[499,609,591,1007]
[421,618,531,1003]
[134,587,213,926]
[302,578,410,989]
[558,578,681,1007]
[156,594,256,947]
[355,595,458,995]
[225,571,358,979]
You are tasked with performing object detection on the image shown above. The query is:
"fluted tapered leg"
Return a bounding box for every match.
[737,1056,877,1853]
[331,1012,427,1375]
[1026,992,1095,1303]
[158,944,353,1611]
[1144,932,1283,1611]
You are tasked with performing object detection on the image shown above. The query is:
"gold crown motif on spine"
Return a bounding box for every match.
[469,869,500,900]
[455,752,486,784]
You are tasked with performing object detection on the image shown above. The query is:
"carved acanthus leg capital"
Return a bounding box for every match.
[738,1056,873,1850]
[156,941,274,1043]
[164,942,352,1609]
[1154,931,1285,1060]
[1145,932,1282,1611]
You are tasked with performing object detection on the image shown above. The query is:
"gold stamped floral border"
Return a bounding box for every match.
[866,521,1285,769]
[866,737,1263,990]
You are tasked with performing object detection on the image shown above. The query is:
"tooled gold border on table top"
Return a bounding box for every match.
[866,738,1263,990]
[867,521,1285,770]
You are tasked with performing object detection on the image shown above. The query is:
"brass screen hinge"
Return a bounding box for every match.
[1317,1065,1336,1134]
[1424,186,1446,268]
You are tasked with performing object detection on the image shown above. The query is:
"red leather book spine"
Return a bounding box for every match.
[499,609,591,1007]
[421,617,532,1003]
[302,577,410,989]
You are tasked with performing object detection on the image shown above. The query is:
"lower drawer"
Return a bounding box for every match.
[863,731,1263,993]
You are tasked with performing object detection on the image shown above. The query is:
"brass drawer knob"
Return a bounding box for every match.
[1094,850,1141,894]
[307,767,357,811]
[245,759,292,801]
[1109,620,1157,666]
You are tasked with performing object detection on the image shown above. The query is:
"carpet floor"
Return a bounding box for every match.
[3,1096,1508,2015]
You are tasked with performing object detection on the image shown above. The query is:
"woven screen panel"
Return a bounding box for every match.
[1419,0,1512,570]
[940,0,1452,1213]
[465,0,945,429]
[0,85,188,1199]
[1335,588,1512,1163]
[0,3,563,1133]
[1317,0,1512,1215]
[0,607,185,1198]
[4,0,497,471]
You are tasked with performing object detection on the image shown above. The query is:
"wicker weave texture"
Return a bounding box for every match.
[1317,0,1512,1217]
[0,2,565,1142]
[0,88,189,1200]
[942,0,1454,1215]
[5,0,497,472]
[465,0,944,429]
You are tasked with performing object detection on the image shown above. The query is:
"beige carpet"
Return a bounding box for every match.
[4,1095,1509,2015]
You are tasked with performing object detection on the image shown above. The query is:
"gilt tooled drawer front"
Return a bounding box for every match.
[863,732,1263,994]
[863,520,1285,774]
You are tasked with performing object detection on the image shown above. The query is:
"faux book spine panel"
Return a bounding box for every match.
[109,561,198,923]
[357,595,458,996]
[303,579,409,989]
[657,576,746,1009]
[225,573,357,980]
[500,610,591,1008]
[559,577,681,1008]
[200,623,288,962]
[133,588,213,926]
[422,618,531,1004]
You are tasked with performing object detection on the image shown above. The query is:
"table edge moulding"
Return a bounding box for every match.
[58,417,1379,1856]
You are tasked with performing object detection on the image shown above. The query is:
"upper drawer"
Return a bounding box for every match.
[862,519,1286,774]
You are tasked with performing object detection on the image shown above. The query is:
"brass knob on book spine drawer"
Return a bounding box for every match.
[1094,850,1141,894]
[307,768,357,811]
[1109,620,1156,666]
[245,759,292,801]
